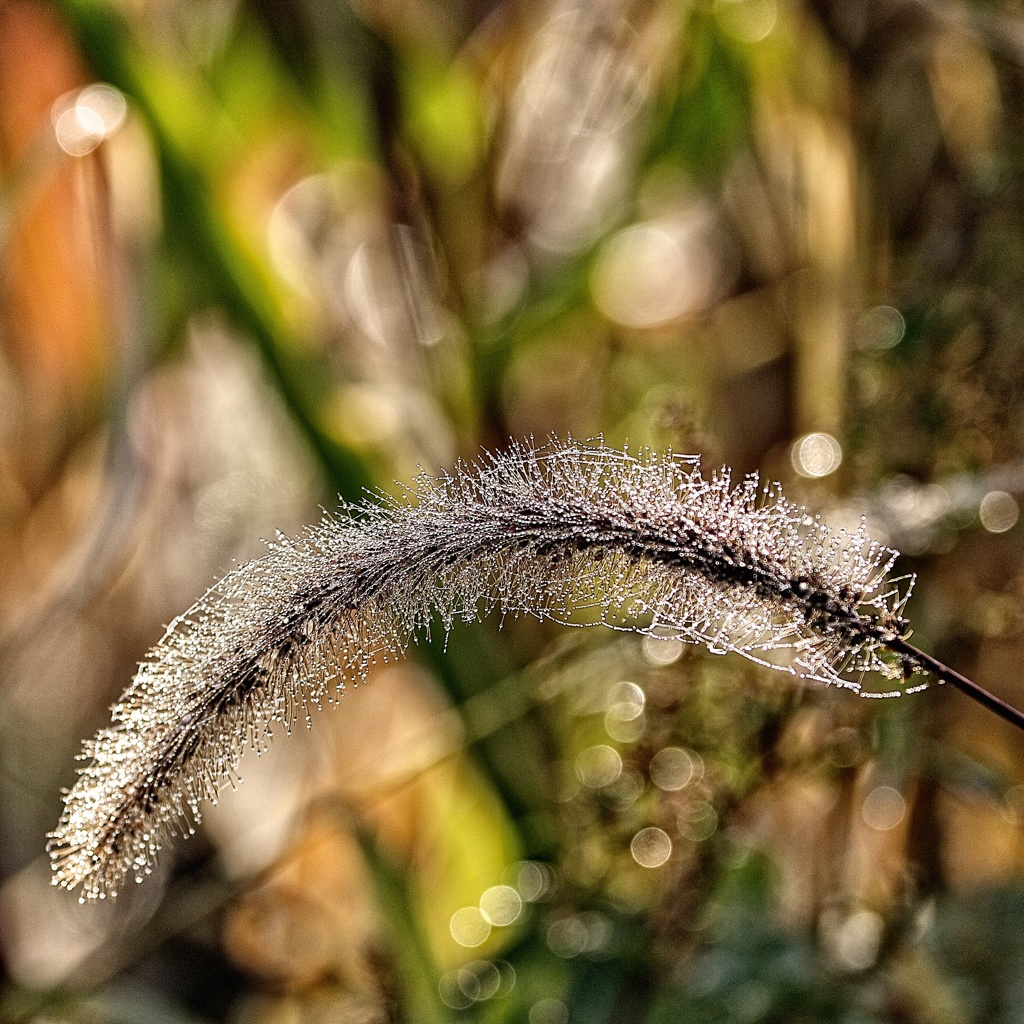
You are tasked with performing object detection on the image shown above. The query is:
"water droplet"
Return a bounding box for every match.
[642,635,684,665]
[605,681,645,719]
[460,960,501,1001]
[980,491,1018,533]
[530,997,569,1024]
[861,785,905,831]
[792,433,843,478]
[547,915,589,958]
[630,826,672,867]
[576,745,622,788]
[515,861,552,902]
[439,970,475,1009]
[832,909,884,971]
[605,708,646,743]
[450,906,491,947]
[650,747,696,791]
[480,885,522,926]
[678,802,718,842]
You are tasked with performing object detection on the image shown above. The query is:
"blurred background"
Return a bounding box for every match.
[3,0,1024,1020]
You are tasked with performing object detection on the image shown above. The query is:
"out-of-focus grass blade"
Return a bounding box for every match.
[54,0,373,500]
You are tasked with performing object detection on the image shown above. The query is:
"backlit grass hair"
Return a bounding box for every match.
[49,439,1022,900]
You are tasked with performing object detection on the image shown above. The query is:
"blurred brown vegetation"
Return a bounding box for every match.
[4,0,1024,1021]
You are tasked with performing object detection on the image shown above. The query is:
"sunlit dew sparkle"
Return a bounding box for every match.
[515,861,553,902]
[530,998,569,1024]
[650,747,699,791]
[861,785,905,831]
[642,635,685,665]
[479,885,522,926]
[980,490,1019,533]
[450,906,491,947]
[50,439,917,900]
[605,681,645,719]
[576,744,623,788]
[52,83,127,157]
[679,801,718,842]
[631,826,672,867]
[792,433,843,478]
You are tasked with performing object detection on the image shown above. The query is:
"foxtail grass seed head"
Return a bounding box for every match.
[50,439,924,899]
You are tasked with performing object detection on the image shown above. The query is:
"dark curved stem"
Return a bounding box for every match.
[885,634,1024,732]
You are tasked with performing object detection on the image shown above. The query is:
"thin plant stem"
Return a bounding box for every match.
[885,634,1024,731]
